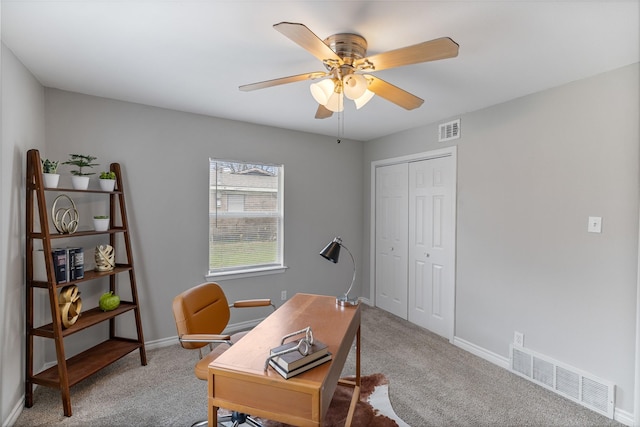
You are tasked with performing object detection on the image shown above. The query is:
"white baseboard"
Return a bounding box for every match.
[614,408,634,426]
[3,395,25,427]
[452,336,510,369]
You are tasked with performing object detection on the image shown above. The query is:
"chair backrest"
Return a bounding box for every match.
[172,282,231,350]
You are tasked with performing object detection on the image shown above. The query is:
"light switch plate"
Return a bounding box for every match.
[588,216,602,233]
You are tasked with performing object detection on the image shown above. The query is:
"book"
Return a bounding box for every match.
[67,247,84,281]
[270,339,329,371]
[52,248,67,284]
[269,352,332,379]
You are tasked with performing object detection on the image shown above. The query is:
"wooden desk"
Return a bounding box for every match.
[208,293,361,426]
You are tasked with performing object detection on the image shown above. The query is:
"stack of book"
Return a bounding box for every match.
[268,339,332,379]
[52,247,85,283]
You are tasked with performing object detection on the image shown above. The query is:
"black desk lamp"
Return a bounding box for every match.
[319,236,359,306]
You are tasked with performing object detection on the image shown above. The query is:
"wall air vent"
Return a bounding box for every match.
[510,345,615,419]
[438,119,460,142]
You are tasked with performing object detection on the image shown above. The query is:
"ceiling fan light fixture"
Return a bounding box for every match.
[343,74,368,100]
[310,79,335,105]
[354,89,375,109]
[325,91,344,112]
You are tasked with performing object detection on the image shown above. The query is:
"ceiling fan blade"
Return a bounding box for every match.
[239,72,328,91]
[274,22,343,64]
[355,37,459,72]
[315,104,333,119]
[367,76,424,110]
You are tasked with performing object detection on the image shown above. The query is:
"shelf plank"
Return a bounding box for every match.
[29,227,127,239]
[32,303,138,338]
[29,265,132,289]
[30,338,142,388]
[42,187,123,195]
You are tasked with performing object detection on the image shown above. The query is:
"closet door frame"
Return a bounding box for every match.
[369,146,457,341]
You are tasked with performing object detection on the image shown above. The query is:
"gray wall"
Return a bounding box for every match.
[1,44,46,424]
[363,63,639,415]
[42,88,364,349]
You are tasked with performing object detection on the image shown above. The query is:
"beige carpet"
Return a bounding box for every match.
[14,304,622,426]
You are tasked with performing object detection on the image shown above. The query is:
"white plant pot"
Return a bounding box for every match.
[42,173,60,188]
[99,179,116,192]
[93,217,110,232]
[71,175,90,190]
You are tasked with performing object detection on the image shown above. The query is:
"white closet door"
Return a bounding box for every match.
[375,163,408,319]
[408,156,455,339]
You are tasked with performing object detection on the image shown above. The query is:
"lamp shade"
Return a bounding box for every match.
[310,79,335,105]
[354,89,375,109]
[325,91,344,112]
[320,238,341,263]
[343,74,368,100]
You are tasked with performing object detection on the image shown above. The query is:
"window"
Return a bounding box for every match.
[208,159,284,276]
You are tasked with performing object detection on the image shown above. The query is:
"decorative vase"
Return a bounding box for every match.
[43,173,60,188]
[71,175,90,190]
[99,178,116,192]
[93,217,110,232]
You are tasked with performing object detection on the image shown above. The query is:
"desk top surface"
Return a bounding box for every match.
[210,293,361,383]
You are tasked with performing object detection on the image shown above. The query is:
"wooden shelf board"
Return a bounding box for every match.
[30,338,142,387]
[29,265,132,289]
[30,227,127,239]
[32,303,137,338]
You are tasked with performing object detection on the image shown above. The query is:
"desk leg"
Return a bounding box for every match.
[208,374,217,427]
[356,325,361,386]
[344,325,361,426]
[208,402,218,427]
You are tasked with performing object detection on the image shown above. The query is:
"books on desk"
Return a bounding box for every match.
[271,339,329,370]
[269,339,331,378]
[269,352,332,379]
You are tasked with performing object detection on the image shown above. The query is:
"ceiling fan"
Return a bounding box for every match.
[239,22,459,119]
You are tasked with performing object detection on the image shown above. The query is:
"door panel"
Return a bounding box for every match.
[375,163,408,319]
[408,156,455,338]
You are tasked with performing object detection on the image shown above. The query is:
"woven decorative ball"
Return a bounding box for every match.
[95,244,115,272]
[59,285,82,328]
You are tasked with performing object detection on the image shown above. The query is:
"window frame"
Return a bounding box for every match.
[206,158,286,280]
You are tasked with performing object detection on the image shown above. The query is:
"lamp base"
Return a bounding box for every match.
[336,295,359,307]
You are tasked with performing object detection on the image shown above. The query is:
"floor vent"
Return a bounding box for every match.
[438,119,460,142]
[510,345,615,418]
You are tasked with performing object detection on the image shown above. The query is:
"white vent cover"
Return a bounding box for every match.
[510,345,615,418]
[438,119,460,142]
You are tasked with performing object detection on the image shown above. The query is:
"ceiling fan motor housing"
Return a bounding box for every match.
[323,33,367,66]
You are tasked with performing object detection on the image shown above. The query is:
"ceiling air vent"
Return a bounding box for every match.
[438,119,460,142]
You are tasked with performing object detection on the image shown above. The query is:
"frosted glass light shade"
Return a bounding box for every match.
[343,74,368,100]
[310,79,335,105]
[354,90,375,109]
[325,91,344,112]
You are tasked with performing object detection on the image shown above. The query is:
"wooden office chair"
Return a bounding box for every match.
[172,282,275,427]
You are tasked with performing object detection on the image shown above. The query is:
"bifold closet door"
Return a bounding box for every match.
[408,157,455,339]
[375,162,409,319]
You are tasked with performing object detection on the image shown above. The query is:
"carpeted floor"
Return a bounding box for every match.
[14,304,622,426]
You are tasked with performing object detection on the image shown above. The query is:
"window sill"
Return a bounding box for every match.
[206,265,288,281]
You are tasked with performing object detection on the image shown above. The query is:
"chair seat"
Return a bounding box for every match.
[194,331,249,380]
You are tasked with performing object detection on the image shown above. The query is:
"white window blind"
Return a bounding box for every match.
[209,159,284,275]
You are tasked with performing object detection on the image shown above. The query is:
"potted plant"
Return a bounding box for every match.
[63,154,98,190]
[41,158,60,188]
[99,170,116,192]
[93,215,110,232]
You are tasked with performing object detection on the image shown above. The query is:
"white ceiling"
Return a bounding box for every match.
[2,1,638,141]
